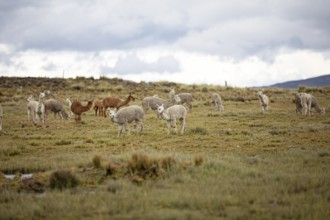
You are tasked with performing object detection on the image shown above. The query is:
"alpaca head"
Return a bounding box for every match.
[108,108,117,119]
[157,104,165,114]
[87,100,94,107]
[174,95,181,103]
[128,93,135,101]
[39,92,46,99]
[27,95,34,102]
[65,98,72,105]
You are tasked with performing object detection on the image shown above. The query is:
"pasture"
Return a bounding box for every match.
[0,77,330,219]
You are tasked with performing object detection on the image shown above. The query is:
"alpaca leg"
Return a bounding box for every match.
[136,120,143,134]
[302,103,307,115]
[124,122,130,135]
[188,102,192,111]
[100,107,104,116]
[74,114,79,123]
[307,102,312,116]
[118,124,123,137]
[181,118,186,134]
[103,107,108,118]
[166,121,171,135]
[172,119,177,134]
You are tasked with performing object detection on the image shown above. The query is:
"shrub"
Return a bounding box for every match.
[49,170,79,190]
[202,87,208,93]
[194,155,204,166]
[92,155,102,168]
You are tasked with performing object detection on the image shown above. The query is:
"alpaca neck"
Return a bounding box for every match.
[314,104,322,113]
[111,116,119,123]
[81,102,92,112]
[161,111,170,120]
[311,97,322,113]
[117,96,132,108]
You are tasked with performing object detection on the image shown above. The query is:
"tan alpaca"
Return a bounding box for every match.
[70,100,93,123]
[102,93,135,117]
[93,100,104,116]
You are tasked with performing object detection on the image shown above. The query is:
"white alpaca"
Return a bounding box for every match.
[27,95,39,124]
[157,104,187,135]
[26,93,45,125]
[36,92,46,123]
[169,88,193,111]
[142,95,181,118]
[211,93,224,111]
[65,98,73,118]
[295,93,325,116]
[257,91,269,112]
[108,105,144,137]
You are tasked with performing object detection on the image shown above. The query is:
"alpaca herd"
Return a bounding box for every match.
[2,88,321,136]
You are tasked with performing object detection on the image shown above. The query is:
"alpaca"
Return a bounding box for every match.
[27,95,38,124]
[157,104,187,135]
[142,95,181,118]
[108,105,144,137]
[169,89,193,111]
[102,93,135,117]
[27,94,45,125]
[257,91,269,112]
[36,92,46,124]
[0,103,3,132]
[44,99,69,125]
[295,93,325,116]
[211,93,224,111]
[65,98,73,118]
[93,100,104,116]
[71,99,93,123]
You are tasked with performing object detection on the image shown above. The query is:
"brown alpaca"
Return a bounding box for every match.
[102,93,135,117]
[71,100,93,123]
[93,100,104,116]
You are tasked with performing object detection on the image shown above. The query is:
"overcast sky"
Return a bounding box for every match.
[1,0,330,87]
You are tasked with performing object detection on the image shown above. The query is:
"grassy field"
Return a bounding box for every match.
[0,77,330,219]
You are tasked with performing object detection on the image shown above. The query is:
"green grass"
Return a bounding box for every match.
[0,77,330,219]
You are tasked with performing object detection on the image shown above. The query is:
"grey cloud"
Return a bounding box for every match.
[0,0,330,60]
[101,54,180,75]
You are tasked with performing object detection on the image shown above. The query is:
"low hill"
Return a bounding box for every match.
[266,74,330,88]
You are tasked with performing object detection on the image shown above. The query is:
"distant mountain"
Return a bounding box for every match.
[266,74,330,88]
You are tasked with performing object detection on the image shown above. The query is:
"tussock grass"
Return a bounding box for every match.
[92,155,102,168]
[49,170,79,190]
[189,126,208,135]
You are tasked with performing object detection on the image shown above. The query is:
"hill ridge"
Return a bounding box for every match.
[266,74,330,88]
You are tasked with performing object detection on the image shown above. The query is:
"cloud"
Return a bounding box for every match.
[101,53,180,75]
[1,0,330,86]
[0,0,329,58]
